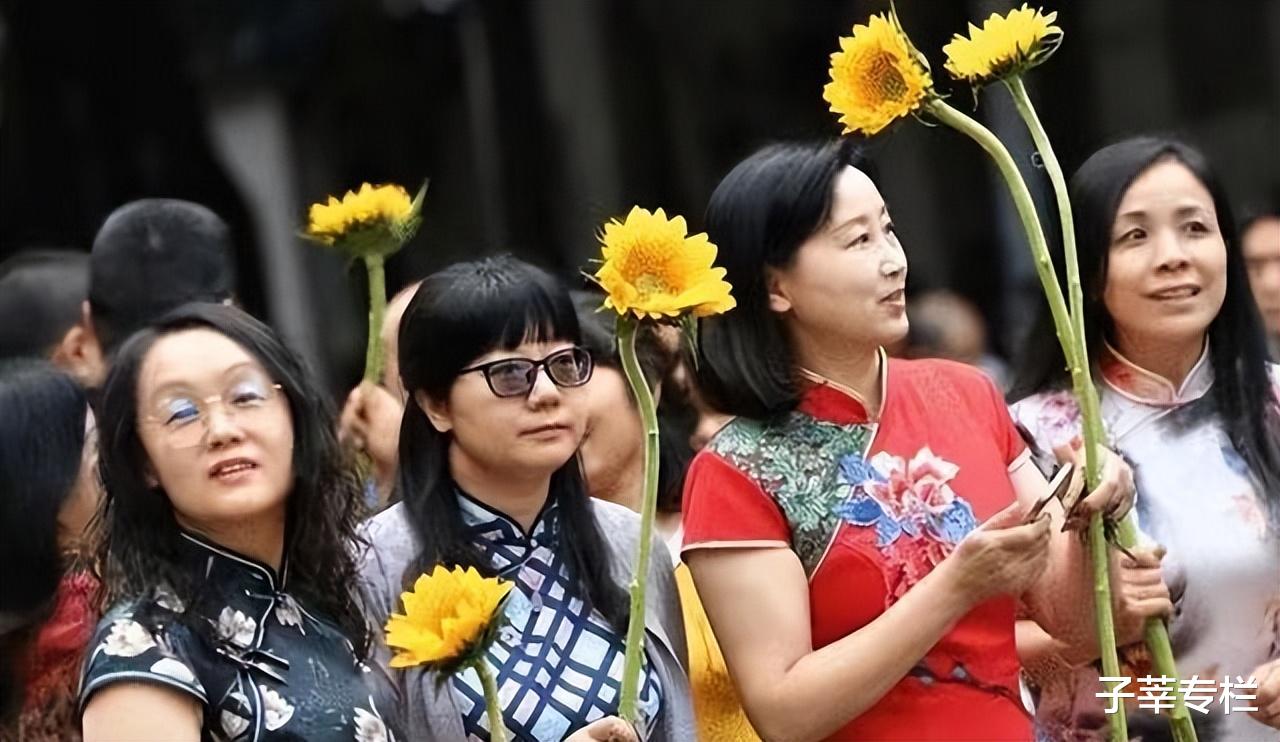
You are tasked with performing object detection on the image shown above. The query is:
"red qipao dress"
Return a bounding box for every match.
[682,353,1036,741]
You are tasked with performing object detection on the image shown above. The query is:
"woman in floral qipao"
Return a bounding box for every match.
[1011,137,1280,740]
[680,140,1157,742]
[79,304,399,742]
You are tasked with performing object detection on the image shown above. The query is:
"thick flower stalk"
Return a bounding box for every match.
[943,8,1194,739]
[591,206,734,722]
[385,565,512,742]
[305,181,427,383]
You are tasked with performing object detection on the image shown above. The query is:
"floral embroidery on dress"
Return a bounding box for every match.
[259,684,295,730]
[150,657,200,686]
[101,618,157,657]
[1030,390,1082,449]
[274,594,305,633]
[708,413,873,575]
[1231,492,1269,541]
[154,588,186,614]
[835,447,977,603]
[216,607,258,648]
[353,697,394,742]
[81,531,403,741]
[220,708,250,740]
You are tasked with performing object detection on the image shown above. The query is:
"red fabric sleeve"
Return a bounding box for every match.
[680,449,790,552]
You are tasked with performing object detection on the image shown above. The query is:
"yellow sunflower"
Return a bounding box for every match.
[943,4,1062,84]
[823,13,933,137]
[384,565,512,670]
[593,206,735,321]
[306,182,422,257]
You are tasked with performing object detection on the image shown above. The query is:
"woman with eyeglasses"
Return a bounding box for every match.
[79,303,400,741]
[357,255,695,742]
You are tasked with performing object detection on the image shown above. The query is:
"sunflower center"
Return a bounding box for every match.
[621,241,681,300]
[865,52,909,102]
[634,273,674,299]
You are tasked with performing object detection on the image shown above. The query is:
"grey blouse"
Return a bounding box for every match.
[356,498,696,741]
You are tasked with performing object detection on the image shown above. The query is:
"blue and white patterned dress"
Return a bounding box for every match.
[451,493,663,741]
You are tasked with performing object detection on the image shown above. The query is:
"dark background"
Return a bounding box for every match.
[2,0,1277,391]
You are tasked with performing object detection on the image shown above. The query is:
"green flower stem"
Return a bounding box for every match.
[1005,75,1196,742]
[925,100,1082,385]
[927,98,1128,741]
[615,315,660,723]
[363,254,388,384]
[1004,75,1101,482]
[475,661,508,742]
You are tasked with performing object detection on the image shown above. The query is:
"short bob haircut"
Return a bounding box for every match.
[95,303,370,655]
[396,255,628,629]
[696,138,871,420]
[1011,136,1280,528]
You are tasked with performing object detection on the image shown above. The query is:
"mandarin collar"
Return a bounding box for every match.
[796,347,888,425]
[177,529,289,592]
[457,489,560,548]
[1099,340,1214,407]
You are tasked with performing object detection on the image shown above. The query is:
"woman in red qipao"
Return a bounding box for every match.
[682,141,1161,742]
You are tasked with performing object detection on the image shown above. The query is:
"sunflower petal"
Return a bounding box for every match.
[382,566,510,670]
[822,13,934,137]
[943,4,1063,84]
[592,206,736,320]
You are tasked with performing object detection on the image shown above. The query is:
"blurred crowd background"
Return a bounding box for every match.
[2,0,1278,392]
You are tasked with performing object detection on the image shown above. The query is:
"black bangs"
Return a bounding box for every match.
[398,255,582,400]
[395,254,631,631]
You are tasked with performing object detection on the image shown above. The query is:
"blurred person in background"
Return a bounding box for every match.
[0,250,99,383]
[1011,137,1280,739]
[339,279,421,507]
[80,199,237,389]
[0,360,101,742]
[903,289,1010,390]
[1242,202,1280,358]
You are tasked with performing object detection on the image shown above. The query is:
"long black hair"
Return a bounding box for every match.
[697,138,870,419]
[397,256,628,629]
[94,303,370,655]
[1010,136,1280,527]
[0,360,89,723]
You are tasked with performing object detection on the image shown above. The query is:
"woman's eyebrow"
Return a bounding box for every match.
[148,361,262,397]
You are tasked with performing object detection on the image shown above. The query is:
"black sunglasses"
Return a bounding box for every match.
[460,346,594,398]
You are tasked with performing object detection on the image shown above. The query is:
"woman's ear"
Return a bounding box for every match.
[765,266,793,314]
[144,463,160,490]
[53,303,107,388]
[416,390,453,433]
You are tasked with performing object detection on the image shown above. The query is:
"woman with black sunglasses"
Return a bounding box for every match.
[357,255,695,742]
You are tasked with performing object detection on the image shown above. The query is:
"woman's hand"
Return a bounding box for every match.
[941,500,1052,607]
[337,381,403,500]
[1053,443,1136,531]
[1111,545,1173,646]
[564,716,638,742]
[1250,657,1280,729]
